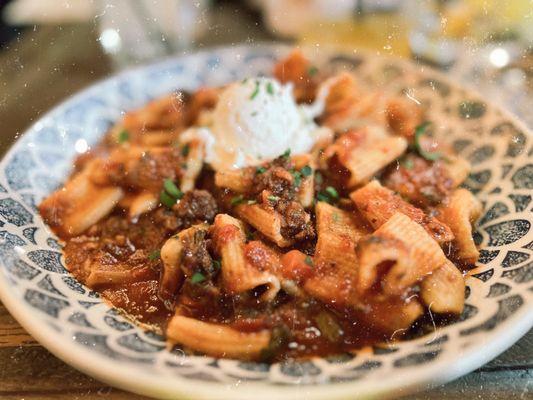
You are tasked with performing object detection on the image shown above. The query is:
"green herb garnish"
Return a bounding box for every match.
[316,185,339,204]
[256,166,267,174]
[250,80,260,100]
[300,165,312,177]
[317,192,329,203]
[266,81,274,95]
[190,271,206,284]
[181,143,190,157]
[148,249,160,261]
[291,170,302,188]
[414,122,442,161]
[304,255,314,266]
[282,149,291,159]
[160,190,176,208]
[117,129,130,144]
[325,186,339,199]
[267,195,280,202]
[212,260,221,270]
[163,178,183,200]
[308,66,319,76]
[230,194,245,206]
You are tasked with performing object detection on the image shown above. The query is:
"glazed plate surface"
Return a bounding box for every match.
[0,44,531,400]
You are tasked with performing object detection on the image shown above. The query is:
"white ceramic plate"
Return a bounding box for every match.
[0,44,531,399]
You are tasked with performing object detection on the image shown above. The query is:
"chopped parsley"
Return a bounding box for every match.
[300,165,313,177]
[414,122,443,161]
[250,80,260,100]
[304,255,314,266]
[163,178,183,200]
[256,166,267,174]
[325,186,339,199]
[267,195,280,202]
[160,190,176,208]
[266,81,274,95]
[317,186,340,204]
[317,192,329,203]
[181,143,190,157]
[291,170,302,188]
[212,260,221,270]
[117,129,130,144]
[148,249,160,261]
[230,194,245,206]
[190,271,206,284]
[308,66,319,76]
[282,148,291,159]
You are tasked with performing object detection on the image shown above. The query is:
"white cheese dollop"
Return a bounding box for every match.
[185,77,329,171]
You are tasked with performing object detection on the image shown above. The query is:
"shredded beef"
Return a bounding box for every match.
[253,166,295,199]
[173,189,218,227]
[383,155,452,207]
[179,229,214,278]
[276,200,315,241]
[125,148,183,192]
[250,155,296,200]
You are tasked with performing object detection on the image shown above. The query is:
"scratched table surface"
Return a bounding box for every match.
[0,6,532,400]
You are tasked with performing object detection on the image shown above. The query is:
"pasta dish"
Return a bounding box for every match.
[39,50,482,361]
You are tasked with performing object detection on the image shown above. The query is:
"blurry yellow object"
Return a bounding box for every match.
[441,2,475,38]
[297,14,411,58]
[443,0,532,40]
[467,0,531,24]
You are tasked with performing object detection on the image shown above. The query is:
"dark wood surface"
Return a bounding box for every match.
[0,20,531,400]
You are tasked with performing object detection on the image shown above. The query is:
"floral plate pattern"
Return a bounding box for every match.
[0,44,531,400]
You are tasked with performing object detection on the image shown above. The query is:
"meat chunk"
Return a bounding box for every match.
[179,228,214,279]
[253,166,295,200]
[124,148,184,192]
[382,154,452,207]
[276,200,315,241]
[250,154,296,200]
[173,190,218,227]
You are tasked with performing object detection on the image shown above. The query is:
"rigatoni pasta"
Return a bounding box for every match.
[39,49,482,362]
[326,127,408,187]
[420,260,465,314]
[167,314,271,360]
[212,214,281,301]
[357,212,448,295]
[350,180,454,244]
[437,188,483,264]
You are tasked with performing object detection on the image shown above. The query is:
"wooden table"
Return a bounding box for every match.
[0,18,531,400]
